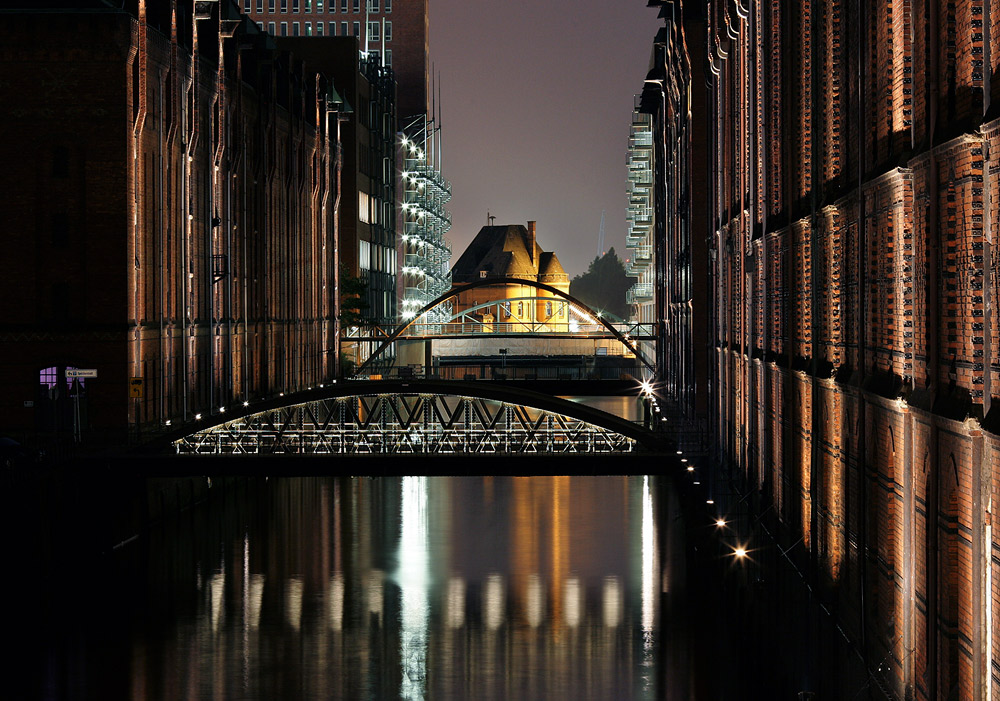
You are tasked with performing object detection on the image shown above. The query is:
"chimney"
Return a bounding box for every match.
[527,220,537,262]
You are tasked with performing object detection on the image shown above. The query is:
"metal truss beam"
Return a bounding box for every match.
[173,392,637,455]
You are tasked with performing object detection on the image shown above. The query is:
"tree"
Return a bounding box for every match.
[568,247,631,319]
[339,267,369,327]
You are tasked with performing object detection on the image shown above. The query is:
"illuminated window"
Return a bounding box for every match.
[316,21,323,34]
[359,191,370,223]
[517,302,523,317]
[316,1,322,11]
[546,301,553,317]
[384,20,391,41]
[305,21,311,34]
[360,240,371,269]
[502,302,510,318]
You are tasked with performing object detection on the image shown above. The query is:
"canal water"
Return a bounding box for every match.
[9,473,726,700]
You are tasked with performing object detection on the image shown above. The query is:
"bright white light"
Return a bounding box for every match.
[603,576,622,627]
[734,547,747,558]
[526,574,544,628]
[687,466,695,472]
[194,413,202,420]
[328,574,344,631]
[243,401,249,407]
[642,475,657,635]
[716,519,726,527]
[219,406,225,413]
[165,419,171,426]
[564,577,582,628]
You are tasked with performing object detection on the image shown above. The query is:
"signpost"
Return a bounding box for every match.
[65,368,98,378]
[129,377,143,399]
[64,369,96,443]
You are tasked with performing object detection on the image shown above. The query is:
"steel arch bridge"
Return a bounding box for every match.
[350,277,656,375]
[147,380,666,456]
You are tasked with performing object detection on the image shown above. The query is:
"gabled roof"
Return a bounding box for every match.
[452,224,550,283]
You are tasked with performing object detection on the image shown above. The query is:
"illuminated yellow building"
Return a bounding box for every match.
[450,221,570,332]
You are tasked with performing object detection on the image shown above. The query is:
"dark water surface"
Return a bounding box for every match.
[10,473,707,700]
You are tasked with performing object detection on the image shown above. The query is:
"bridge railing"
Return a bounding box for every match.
[353,363,647,382]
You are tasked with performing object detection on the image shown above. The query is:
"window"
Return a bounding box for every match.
[304,0,311,11]
[502,302,511,318]
[384,0,390,11]
[268,0,275,11]
[385,49,391,66]
[244,0,252,12]
[340,0,347,11]
[546,301,553,317]
[268,21,276,33]
[316,1,323,11]
[359,191,371,223]
[257,21,264,30]
[352,21,359,36]
[280,21,287,35]
[280,0,287,11]
[384,21,391,41]
[257,0,263,12]
[352,0,359,12]
[517,302,524,317]
[292,21,299,35]
[480,271,488,279]
[559,304,564,318]
[360,240,371,270]
[368,21,379,41]
[341,21,348,35]
[316,21,323,35]
[330,21,337,34]
[369,0,379,10]
[305,21,311,34]
[291,0,298,12]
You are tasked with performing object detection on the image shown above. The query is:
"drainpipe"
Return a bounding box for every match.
[926,0,941,696]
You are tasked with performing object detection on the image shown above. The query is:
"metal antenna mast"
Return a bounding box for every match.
[597,210,606,257]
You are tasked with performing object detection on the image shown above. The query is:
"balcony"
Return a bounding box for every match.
[626,283,654,305]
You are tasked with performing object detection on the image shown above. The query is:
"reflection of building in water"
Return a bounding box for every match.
[134,476,659,700]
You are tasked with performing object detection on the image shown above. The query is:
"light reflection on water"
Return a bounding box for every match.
[22,475,687,700]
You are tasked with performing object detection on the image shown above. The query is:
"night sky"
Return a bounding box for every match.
[429,0,662,278]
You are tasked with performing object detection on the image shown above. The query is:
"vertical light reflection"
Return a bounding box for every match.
[286,577,303,631]
[210,572,225,632]
[641,475,658,635]
[248,574,265,630]
[328,574,344,631]
[603,576,622,627]
[526,573,544,628]
[563,577,582,628]
[484,573,505,631]
[397,476,429,699]
[367,569,384,625]
[446,576,465,629]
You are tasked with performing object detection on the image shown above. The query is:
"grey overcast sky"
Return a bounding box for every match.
[428,0,663,279]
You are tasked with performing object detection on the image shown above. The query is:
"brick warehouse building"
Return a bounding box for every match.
[243,0,428,120]
[673,0,1000,697]
[0,0,350,442]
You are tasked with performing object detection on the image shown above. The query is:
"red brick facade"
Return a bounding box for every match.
[701,0,1000,697]
[0,2,343,442]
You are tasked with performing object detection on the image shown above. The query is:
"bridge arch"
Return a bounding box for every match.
[357,277,653,374]
[142,380,669,455]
